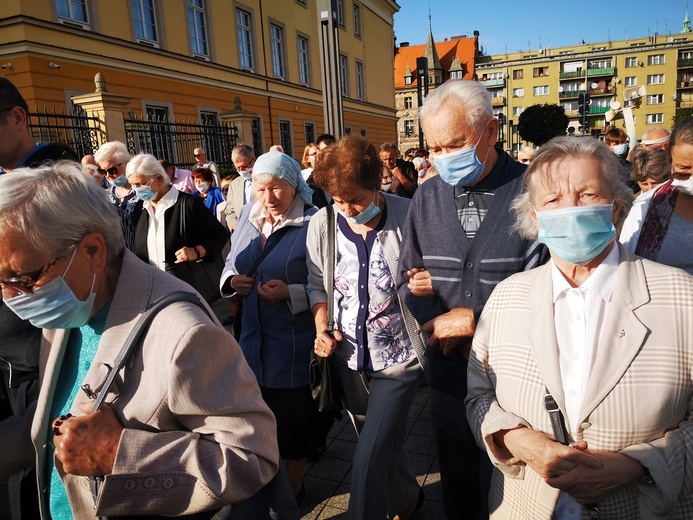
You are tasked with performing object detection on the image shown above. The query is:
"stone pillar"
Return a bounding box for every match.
[221,97,256,146]
[71,73,132,146]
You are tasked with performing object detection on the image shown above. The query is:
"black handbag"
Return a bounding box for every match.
[166,197,224,304]
[308,205,343,418]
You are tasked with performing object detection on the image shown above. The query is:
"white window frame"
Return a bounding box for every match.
[647,94,664,105]
[353,2,362,38]
[512,87,524,97]
[533,85,549,96]
[278,118,293,157]
[647,54,665,66]
[646,113,664,124]
[404,120,415,137]
[625,76,637,87]
[339,53,349,98]
[404,96,413,109]
[647,74,665,85]
[336,0,345,28]
[235,5,255,71]
[269,21,286,80]
[132,0,159,47]
[297,33,311,87]
[624,57,638,68]
[187,0,209,59]
[513,106,524,116]
[355,59,365,101]
[512,69,523,79]
[55,0,91,29]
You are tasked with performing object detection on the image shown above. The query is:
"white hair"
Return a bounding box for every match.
[94,141,131,166]
[420,80,493,136]
[0,161,124,262]
[125,153,170,185]
[412,157,426,170]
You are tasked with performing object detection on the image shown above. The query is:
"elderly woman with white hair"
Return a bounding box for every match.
[0,161,280,518]
[220,151,317,499]
[127,153,229,303]
[466,136,693,519]
[94,141,142,251]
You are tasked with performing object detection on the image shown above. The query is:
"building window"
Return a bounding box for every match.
[533,85,549,96]
[512,87,524,97]
[647,94,664,105]
[533,66,549,77]
[513,106,524,116]
[404,76,412,85]
[304,122,315,145]
[404,120,415,137]
[450,70,463,80]
[404,96,413,109]
[132,0,158,45]
[561,101,578,111]
[336,0,345,27]
[297,34,310,86]
[682,51,693,61]
[295,0,306,5]
[513,69,523,79]
[647,74,665,85]
[142,102,175,161]
[339,53,349,97]
[236,7,254,70]
[588,59,612,69]
[647,54,665,66]
[278,119,293,156]
[187,0,208,58]
[646,113,664,124]
[251,117,263,158]
[199,110,222,163]
[625,76,637,87]
[353,2,361,37]
[360,127,367,137]
[270,23,286,79]
[625,57,638,68]
[355,60,365,101]
[56,0,89,26]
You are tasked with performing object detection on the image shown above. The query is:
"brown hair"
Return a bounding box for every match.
[192,167,214,183]
[312,135,382,195]
[630,148,671,184]
[604,127,627,146]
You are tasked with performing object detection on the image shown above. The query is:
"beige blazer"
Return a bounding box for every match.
[467,245,693,519]
[31,249,279,519]
[224,176,255,231]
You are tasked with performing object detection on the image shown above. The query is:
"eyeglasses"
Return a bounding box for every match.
[194,154,203,158]
[307,152,318,157]
[0,243,78,296]
[97,164,122,177]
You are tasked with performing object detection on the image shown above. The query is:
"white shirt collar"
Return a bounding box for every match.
[144,185,179,214]
[551,243,620,303]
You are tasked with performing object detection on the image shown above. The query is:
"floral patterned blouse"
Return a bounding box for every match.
[333,207,414,372]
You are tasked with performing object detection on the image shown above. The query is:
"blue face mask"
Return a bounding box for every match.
[338,190,381,225]
[4,249,96,329]
[613,143,628,155]
[108,174,128,188]
[536,204,616,265]
[433,128,489,188]
[134,185,157,201]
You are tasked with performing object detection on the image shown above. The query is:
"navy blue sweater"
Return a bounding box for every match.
[397,152,549,396]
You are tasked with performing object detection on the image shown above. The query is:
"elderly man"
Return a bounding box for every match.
[517,146,536,164]
[640,127,671,151]
[0,161,280,518]
[397,80,549,519]
[466,136,693,519]
[225,144,257,231]
[379,142,417,198]
[193,147,220,187]
[160,159,195,194]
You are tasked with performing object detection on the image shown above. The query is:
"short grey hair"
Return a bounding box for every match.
[412,157,426,170]
[420,80,493,136]
[94,141,131,166]
[232,144,255,162]
[125,153,170,185]
[0,161,124,262]
[511,136,634,239]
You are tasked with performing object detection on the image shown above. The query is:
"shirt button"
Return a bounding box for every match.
[575,314,582,320]
[358,326,362,330]
[465,290,472,298]
[466,261,474,268]
[360,285,364,289]
[570,390,577,397]
[568,508,575,515]
[580,421,592,430]
[468,201,475,207]
[361,263,365,267]
[144,477,156,488]
[467,217,473,222]
[163,478,174,489]
[124,480,136,490]
[574,354,580,360]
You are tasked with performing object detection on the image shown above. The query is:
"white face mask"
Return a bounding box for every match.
[196,182,209,194]
[672,176,693,197]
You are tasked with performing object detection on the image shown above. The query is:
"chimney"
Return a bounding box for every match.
[400,42,410,47]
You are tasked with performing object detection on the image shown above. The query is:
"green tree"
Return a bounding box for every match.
[673,108,693,127]
[517,104,569,146]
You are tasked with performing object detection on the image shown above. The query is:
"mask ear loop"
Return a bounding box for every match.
[62,242,97,300]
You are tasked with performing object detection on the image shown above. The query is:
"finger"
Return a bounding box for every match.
[564,448,602,469]
[78,401,95,414]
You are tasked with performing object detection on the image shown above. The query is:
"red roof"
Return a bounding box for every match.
[394,37,477,88]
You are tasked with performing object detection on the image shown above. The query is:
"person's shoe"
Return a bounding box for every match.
[392,487,424,520]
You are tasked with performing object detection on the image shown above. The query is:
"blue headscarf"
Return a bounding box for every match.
[252,151,314,206]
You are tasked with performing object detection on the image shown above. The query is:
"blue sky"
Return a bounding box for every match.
[394,1,690,55]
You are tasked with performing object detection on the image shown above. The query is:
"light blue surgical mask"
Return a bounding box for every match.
[108,174,128,188]
[613,143,628,156]
[134,185,156,201]
[338,190,381,225]
[433,129,489,188]
[536,204,616,265]
[4,248,97,329]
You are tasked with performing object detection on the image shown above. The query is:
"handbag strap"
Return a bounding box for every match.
[543,387,569,446]
[179,195,188,245]
[326,204,335,333]
[246,226,291,278]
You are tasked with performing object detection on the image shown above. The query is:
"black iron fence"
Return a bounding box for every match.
[124,114,238,171]
[28,107,102,159]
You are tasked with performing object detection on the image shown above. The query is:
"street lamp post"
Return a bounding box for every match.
[318,0,344,139]
[416,56,428,149]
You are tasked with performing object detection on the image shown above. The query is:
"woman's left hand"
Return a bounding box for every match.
[174,246,197,263]
[257,279,290,304]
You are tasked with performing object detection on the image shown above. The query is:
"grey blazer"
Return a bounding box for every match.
[31,250,279,518]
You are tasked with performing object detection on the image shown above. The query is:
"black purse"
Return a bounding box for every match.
[309,205,343,418]
[166,197,224,304]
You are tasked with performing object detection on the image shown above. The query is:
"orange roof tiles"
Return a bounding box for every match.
[394,37,477,88]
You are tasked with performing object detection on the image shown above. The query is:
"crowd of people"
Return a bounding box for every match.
[1,72,692,520]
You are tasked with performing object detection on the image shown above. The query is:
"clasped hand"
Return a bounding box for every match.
[423,307,476,358]
[52,402,123,476]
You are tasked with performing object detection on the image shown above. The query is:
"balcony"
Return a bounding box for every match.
[587,67,615,76]
[564,109,579,117]
[680,101,693,108]
[491,96,506,106]
[679,58,693,68]
[588,106,610,115]
[559,90,585,99]
[481,78,505,87]
[587,87,614,96]
[559,70,585,79]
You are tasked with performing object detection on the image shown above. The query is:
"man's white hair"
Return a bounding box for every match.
[420,80,493,136]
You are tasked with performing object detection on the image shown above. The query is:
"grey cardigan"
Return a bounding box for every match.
[306,194,427,371]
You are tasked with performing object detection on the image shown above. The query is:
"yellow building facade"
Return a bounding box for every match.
[0,0,400,164]
[476,31,693,151]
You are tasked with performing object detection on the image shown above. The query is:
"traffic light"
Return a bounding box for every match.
[577,92,591,115]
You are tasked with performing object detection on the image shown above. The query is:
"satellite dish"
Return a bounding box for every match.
[614,77,621,84]
[610,101,621,110]
[671,93,678,100]
[590,82,598,89]
[605,109,617,123]
[558,86,564,93]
